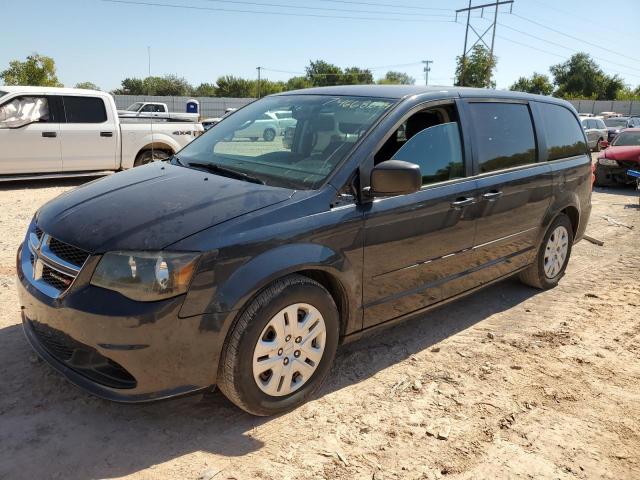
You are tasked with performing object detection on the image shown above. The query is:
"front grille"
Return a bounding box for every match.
[42,265,74,290]
[30,321,137,389]
[48,237,90,268]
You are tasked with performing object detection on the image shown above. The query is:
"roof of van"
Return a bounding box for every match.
[0,86,106,96]
[276,84,570,105]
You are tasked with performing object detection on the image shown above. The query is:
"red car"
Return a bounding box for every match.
[595,128,640,186]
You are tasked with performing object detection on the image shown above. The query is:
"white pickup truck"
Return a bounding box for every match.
[0,87,203,180]
[118,101,199,122]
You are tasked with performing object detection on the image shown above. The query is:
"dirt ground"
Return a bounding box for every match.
[0,170,638,480]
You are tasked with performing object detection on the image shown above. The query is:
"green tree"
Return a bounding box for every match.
[341,67,374,85]
[1,53,63,87]
[112,77,145,95]
[550,53,624,100]
[305,60,343,87]
[75,81,100,90]
[214,75,254,97]
[255,79,286,97]
[454,45,497,88]
[193,82,217,96]
[509,73,553,96]
[377,71,415,85]
[285,76,312,91]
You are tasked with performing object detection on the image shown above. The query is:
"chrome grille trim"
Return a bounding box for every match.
[22,227,90,299]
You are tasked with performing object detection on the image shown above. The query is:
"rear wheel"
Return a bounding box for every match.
[134,149,170,167]
[519,214,573,290]
[217,274,339,416]
[594,137,603,152]
[263,128,276,142]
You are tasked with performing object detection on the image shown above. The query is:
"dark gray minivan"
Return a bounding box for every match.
[18,86,592,415]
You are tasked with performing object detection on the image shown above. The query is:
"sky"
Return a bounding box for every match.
[2,0,640,92]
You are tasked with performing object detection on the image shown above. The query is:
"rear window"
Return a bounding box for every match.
[538,103,588,161]
[63,96,107,123]
[467,102,536,173]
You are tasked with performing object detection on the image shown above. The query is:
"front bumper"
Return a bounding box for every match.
[17,243,233,403]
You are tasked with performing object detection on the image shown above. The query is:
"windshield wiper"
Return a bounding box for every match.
[187,162,265,185]
[171,155,186,166]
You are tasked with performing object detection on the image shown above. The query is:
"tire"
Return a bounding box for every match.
[594,137,603,152]
[519,214,574,290]
[263,128,276,142]
[134,149,170,167]
[217,274,340,416]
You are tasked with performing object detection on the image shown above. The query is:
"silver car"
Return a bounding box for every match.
[580,117,607,151]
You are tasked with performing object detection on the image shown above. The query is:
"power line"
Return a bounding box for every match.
[315,0,452,11]
[198,0,454,17]
[100,0,457,22]
[511,13,640,65]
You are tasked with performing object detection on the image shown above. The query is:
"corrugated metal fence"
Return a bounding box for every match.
[113,95,255,118]
[113,95,640,118]
[568,100,640,116]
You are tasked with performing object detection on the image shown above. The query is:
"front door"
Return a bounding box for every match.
[362,105,479,328]
[60,95,118,172]
[0,95,62,174]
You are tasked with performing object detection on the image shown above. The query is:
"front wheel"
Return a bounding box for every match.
[217,275,339,416]
[263,128,276,142]
[134,149,170,167]
[519,214,574,290]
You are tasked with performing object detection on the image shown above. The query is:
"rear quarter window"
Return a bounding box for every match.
[63,96,108,123]
[467,102,536,173]
[538,103,588,161]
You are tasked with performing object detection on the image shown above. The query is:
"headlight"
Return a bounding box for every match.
[598,158,619,167]
[91,251,199,301]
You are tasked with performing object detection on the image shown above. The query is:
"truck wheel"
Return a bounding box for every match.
[263,128,276,142]
[595,138,603,152]
[519,214,573,290]
[134,150,170,167]
[217,274,339,416]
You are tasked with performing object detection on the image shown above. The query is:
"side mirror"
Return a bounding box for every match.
[370,160,421,197]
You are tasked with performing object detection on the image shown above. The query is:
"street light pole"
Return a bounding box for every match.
[256,66,262,98]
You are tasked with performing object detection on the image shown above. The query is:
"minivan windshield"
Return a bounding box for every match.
[176,95,395,189]
[612,131,640,146]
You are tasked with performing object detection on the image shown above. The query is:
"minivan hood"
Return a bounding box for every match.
[36,163,294,252]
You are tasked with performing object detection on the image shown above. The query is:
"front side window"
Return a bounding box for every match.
[538,103,588,161]
[178,95,395,189]
[126,102,143,111]
[392,122,463,185]
[0,96,50,128]
[612,131,640,146]
[63,96,107,123]
[467,103,536,173]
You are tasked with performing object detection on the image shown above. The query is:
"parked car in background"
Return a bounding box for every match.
[580,116,608,151]
[595,128,640,186]
[598,111,621,119]
[118,101,199,121]
[271,110,297,133]
[603,116,640,143]
[0,87,203,179]
[200,108,238,131]
[231,111,280,141]
[17,85,592,415]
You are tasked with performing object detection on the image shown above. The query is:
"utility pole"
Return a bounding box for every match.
[422,60,433,86]
[455,0,513,87]
[256,66,262,98]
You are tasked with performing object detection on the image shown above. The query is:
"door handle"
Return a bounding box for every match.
[42,131,57,138]
[450,197,476,209]
[100,131,113,137]
[481,190,503,200]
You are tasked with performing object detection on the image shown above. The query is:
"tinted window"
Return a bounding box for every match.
[538,103,588,161]
[604,118,629,128]
[391,122,464,185]
[467,103,536,173]
[612,131,640,146]
[63,96,107,123]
